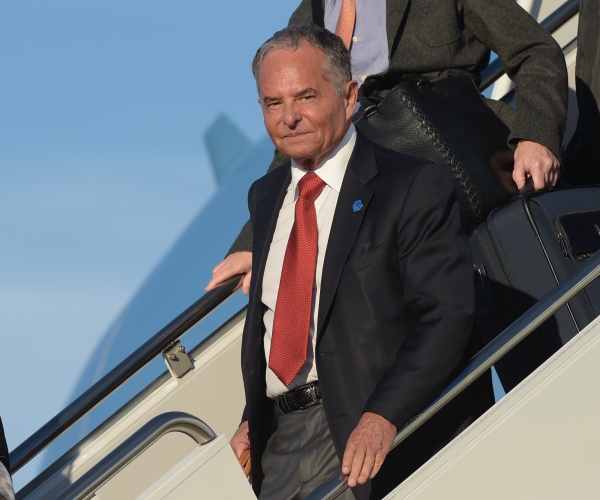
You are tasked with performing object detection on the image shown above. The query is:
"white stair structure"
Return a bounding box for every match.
[387,314,600,499]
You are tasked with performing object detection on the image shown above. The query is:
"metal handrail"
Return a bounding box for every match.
[10,276,243,474]
[307,250,600,500]
[57,411,215,500]
[479,0,579,90]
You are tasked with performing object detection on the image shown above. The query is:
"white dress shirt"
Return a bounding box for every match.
[262,125,357,398]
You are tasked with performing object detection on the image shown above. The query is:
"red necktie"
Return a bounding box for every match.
[269,173,326,386]
[335,0,356,50]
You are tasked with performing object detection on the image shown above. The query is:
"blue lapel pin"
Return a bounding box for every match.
[352,200,363,213]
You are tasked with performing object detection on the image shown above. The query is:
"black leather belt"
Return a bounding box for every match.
[274,382,322,415]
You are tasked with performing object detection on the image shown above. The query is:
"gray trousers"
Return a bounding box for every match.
[260,404,354,500]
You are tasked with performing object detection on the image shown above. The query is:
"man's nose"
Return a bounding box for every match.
[283,102,301,127]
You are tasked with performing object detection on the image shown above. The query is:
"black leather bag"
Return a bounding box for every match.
[355,74,517,229]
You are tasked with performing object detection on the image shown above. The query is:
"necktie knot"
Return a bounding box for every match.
[298,173,326,203]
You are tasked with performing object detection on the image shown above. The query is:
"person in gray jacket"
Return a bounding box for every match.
[206,0,568,292]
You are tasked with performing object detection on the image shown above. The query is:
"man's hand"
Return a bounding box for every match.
[230,420,250,459]
[205,251,252,295]
[512,140,560,192]
[342,412,397,488]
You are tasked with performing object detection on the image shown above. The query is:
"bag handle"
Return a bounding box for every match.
[359,73,432,107]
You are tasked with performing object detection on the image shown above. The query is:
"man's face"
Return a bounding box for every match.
[257,42,358,171]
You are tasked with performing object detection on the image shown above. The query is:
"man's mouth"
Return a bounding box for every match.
[284,131,308,138]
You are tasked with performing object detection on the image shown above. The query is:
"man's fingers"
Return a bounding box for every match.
[344,446,383,486]
[342,437,383,486]
[523,157,550,190]
[512,162,527,191]
[513,140,560,190]
[231,422,249,442]
[342,412,396,487]
[204,252,252,292]
[343,443,367,487]
[370,451,385,479]
[205,264,231,291]
[530,169,546,191]
[230,421,250,459]
[212,260,226,274]
[341,443,355,475]
[356,454,376,485]
[242,271,252,295]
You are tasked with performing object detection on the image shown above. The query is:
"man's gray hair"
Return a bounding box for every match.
[252,24,352,96]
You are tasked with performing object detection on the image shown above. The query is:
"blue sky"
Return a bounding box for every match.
[1,0,293,488]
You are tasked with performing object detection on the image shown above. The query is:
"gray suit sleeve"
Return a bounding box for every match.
[288,0,318,25]
[463,0,568,158]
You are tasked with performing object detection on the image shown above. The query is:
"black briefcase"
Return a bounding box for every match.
[470,187,600,391]
[355,74,517,229]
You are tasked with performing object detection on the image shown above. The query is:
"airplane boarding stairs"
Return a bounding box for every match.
[11,249,600,499]
[10,0,597,497]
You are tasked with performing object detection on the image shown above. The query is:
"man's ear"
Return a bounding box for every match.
[345,80,359,116]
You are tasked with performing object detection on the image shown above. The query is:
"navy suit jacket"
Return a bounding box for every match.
[240,132,493,498]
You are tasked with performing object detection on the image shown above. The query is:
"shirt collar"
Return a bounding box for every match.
[290,123,357,195]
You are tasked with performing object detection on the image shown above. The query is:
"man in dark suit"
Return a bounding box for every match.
[205,0,568,293]
[229,24,493,499]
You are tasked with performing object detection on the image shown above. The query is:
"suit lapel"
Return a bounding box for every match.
[386,0,410,57]
[317,134,377,337]
[312,0,325,26]
[250,137,379,341]
[249,164,291,318]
